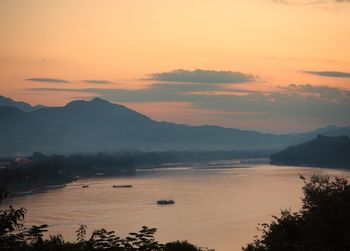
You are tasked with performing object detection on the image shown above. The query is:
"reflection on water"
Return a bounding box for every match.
[2,163,350,251]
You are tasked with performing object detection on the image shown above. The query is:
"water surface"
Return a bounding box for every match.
[3,162,350,251]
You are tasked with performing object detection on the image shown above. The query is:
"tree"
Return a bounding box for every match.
[165,241,203,251]
[243,175,350,251]
[0,187,27,250]
[76,224,87,243]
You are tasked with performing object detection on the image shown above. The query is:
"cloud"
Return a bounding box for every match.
[278,84,350,105]
[82,80,113,84]
[27,82,261,103]
[26,77,69,83]
[304,71,350,78]
[148,69,256,83]
[26,82,350,124]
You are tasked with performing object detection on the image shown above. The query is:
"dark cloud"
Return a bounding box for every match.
[26,82,350,123]
[82,80,113,84]
[26,82,261,103]
[304,71,350,78]
[148,69,256,83]
[26,77,69,83]
[278,84,350,108]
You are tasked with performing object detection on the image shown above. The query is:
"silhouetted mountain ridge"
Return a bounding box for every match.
[0,97,349,155]
[0,95,44,112]
[270,135,350,168]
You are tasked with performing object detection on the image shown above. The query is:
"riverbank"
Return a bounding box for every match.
[1,151,272,196]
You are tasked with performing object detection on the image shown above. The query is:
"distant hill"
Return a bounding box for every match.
[270,135,350,168]
[0,95,44,112]
[0,97,349,155]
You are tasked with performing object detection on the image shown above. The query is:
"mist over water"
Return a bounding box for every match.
[3,162,350,251]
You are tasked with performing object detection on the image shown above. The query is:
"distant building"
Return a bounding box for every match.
[14,157,33,165]
[0,160,11,169]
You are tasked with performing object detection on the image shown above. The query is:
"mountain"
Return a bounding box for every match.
[0,95,45,112]
[270,135,350,168]
[287,125,350,146]
[0,97,349,155]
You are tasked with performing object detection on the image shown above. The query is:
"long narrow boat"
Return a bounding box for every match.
[157,199,175,205]
[113,185,132,188]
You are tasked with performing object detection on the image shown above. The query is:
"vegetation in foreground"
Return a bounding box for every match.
[243,175,350,251]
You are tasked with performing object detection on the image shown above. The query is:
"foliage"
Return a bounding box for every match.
[76,224,87,242]
[0,188,27,250]
[243,175,350,251]
[165,241,203,251]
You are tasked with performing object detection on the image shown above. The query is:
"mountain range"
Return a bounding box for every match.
[0,95,349,155]
[0,95,45,112]
[271,135,350,168]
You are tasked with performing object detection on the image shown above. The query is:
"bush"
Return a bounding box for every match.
[243,175,350,251]
[165,241,203,251]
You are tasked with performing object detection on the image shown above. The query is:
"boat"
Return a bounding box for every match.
[157,199,175,205]
[113,185,132,188]
[82,185,89,188]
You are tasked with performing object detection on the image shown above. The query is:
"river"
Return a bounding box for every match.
[3,161,350,251]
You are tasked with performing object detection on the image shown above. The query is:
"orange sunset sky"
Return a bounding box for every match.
[0,0,350,133]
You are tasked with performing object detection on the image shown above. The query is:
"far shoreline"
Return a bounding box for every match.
[7,157,350,199]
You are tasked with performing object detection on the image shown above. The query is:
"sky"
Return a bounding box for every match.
[0,0,350,133]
